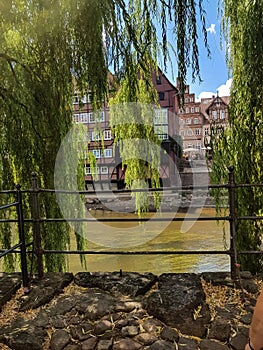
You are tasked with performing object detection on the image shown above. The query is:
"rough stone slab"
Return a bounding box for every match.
[74,290,117,320]
[19,272,74,311]
[74,272,158,297]
[0,318,46,350]
[229,326,249,350]
[145,273,210,338]
[199,339,229,350]
[0,273,22,310]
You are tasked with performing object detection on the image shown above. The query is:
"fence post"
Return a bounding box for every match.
[228,166,239,281]
[16,184,29,290]
[32,172,44,279]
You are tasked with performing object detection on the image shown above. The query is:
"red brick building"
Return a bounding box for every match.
[72,71,229,189]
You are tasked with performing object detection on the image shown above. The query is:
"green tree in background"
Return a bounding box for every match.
[0,0,208,272]
[210,1,263,273]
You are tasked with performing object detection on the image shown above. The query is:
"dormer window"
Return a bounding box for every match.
[156,75,161,85]
[212,110,218,120]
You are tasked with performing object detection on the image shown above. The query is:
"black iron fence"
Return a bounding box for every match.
[1,166,263,289]
[0,185,29,288]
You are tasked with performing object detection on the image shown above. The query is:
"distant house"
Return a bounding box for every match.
[177,81,229,158]
[72,71,229,190]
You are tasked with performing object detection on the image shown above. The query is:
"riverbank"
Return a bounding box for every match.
[0,271,261,349]
[85,190,218,213]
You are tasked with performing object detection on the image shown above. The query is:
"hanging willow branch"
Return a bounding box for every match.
[211,0,263,273]
[0,0,208,271]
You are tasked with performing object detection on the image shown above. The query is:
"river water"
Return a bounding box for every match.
[68,208,230,274]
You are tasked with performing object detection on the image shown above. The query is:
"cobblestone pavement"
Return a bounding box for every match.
[0,271,260,350]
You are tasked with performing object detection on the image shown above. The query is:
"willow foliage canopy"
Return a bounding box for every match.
[0,0,208,271]
[211,0,263,273]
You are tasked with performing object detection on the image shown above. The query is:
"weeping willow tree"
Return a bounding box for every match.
[109,73,162,215]
[210,1,263,273]
[0,0,208,272]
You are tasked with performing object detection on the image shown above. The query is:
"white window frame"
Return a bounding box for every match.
[91,131,101,141]
[194,117,199,124]
[100,166,108,174]
[212,110,218,120]
[79,113,89,123]
[195,129,201,136]
[104,148,112,158]
[104,130,112,140]
[92,149,101,158]
[220,110,225,119]
[73,114,79,123]
[191,107,195,113]
[186,118,191,125]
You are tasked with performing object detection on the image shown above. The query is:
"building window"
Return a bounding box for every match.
[79,113,89,123]
[212,110,218,120]
[156,75,161,85]
[86,166,99,175]
[179,118,184,125]
[194,117,199,124]
[92,131,101,141]
[104,130,112,140]
[101,166,108,174]
[187,129,193,136]
[154,125,168,139]
[195,129,201,135]
[154,109,168,124]
[185,107,189,113]
[73,114,79,123]
[180,130,184,136]
[191,107,195,113]
[220,110,225,119]
[158,92,165,101]
[204,128,209,135]
[73,93,78,104]
[186,118,191,124]
[92,149,101,158]
[89,111,105,123]
[104,148,112,158]
[185,97,188,103]
[195,107,200,113]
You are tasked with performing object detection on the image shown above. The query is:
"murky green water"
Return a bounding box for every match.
[68,208,230,274]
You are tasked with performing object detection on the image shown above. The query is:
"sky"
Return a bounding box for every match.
[166,1,232,100]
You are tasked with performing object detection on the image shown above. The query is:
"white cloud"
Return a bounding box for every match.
[206,24,216,34]
[197,91,214,100]
[217,78,232,96]
[197,78,232,101]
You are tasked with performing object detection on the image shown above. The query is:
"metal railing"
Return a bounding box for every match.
[1,166,263,287]
[0,185,29,288]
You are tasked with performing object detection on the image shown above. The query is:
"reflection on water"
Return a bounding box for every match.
[68,208,230,274]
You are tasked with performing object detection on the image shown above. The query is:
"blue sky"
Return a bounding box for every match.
[165,1,232,99]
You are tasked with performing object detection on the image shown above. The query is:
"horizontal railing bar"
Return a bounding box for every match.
[19,184,229,195]
[42,249,231,255]
[40,216,229,223]
[2,215,263,224]
[238,250,263,254]
[236,183,263,188]
[237,216,263,220]
[0,201,19,211]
